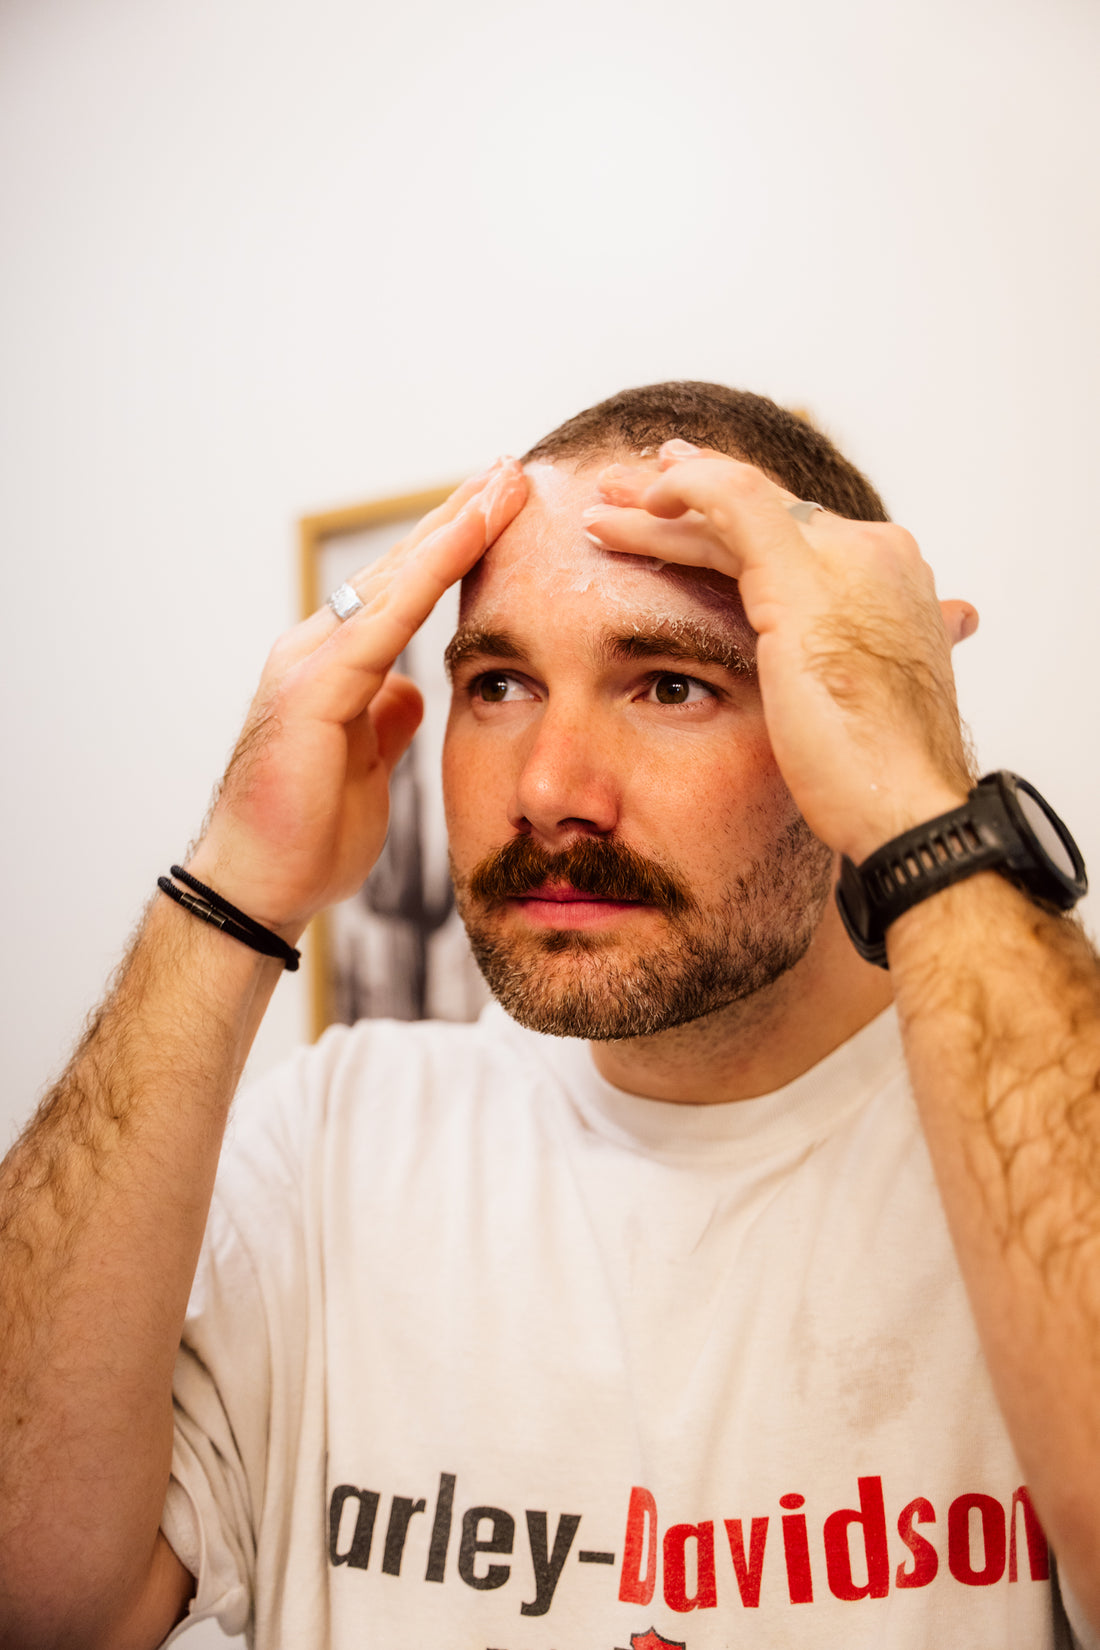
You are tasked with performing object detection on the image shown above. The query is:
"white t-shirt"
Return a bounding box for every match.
[161,1004,1095,1648]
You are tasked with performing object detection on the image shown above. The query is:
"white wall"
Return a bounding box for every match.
[0,11,1095,1085]
[1,1,1097,1641]
[4,0,1097,1130]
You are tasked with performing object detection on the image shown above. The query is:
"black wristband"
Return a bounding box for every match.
[157,865,301,972]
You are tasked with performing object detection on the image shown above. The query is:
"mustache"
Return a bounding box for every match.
[467,834,690,912]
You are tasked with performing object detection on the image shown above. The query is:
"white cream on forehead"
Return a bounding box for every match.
[475,458,667,602]
[465,459,752,643]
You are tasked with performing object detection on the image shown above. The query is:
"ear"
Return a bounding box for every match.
[940,599,980,646]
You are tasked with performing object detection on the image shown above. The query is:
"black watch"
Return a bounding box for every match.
[835,771,1088,969]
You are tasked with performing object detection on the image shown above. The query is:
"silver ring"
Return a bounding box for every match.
[327,582,364,622]
[786,500,824,523]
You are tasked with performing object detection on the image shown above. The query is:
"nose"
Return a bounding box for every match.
[508,703,621,842]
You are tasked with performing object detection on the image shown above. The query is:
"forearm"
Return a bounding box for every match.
[888,873,1100,1622]
[0,891,285,1644]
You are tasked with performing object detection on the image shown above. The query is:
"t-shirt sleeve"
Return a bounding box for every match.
[158,1194,271,1639]
[156,1044,321,1643]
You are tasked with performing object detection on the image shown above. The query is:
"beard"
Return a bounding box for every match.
[452,825,835,1041]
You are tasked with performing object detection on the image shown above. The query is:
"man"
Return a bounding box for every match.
[1,381,1098,1649]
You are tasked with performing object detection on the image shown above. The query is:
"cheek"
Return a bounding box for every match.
[643,727,798,857]
[442,719,503,846]
[655,716,785,805]
[440,725,466,837]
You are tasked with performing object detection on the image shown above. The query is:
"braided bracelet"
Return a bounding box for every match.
[157,865,301,972]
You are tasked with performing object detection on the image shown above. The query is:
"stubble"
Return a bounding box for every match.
[453,824,834,1040]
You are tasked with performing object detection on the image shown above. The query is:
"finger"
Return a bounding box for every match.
[641,453,800,522]
[293,464,528,725]
[656,437,729,468]
[367,672,424,773]
[394,458,514,557]
[941,599,980,646]
[595,444,724,511]
[355,457,526,606]
[281,460,526,670]
[582,504,730,569]
[391,457,520,560]
[635,458,821,591]
[584,458,811,580]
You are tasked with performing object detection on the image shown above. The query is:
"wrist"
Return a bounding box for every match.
[839,784,970,868]
[835,772,1088,970]
[183,842,308,947]
[145,891,287,1009]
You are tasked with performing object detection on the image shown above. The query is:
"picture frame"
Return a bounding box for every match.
[299,487,493,1040]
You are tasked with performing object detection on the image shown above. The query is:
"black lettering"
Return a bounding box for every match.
[328,1485,380,1570]
[578,1550,616,1564]
[458,1505,515,1591]
[426,1472,457,1583]
[382,1495,427,1576]
[521,1510,581,1616]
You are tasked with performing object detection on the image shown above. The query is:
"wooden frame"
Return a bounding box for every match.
[299,486,492,1041]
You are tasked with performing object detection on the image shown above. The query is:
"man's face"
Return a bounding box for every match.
[442,460,834,1040]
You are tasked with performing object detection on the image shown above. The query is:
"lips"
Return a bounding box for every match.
[520,883,642,904]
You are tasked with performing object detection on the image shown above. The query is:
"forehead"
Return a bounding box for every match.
[458,460,753,643]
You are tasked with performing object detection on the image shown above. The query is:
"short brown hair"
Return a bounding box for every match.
[523,380,889,523]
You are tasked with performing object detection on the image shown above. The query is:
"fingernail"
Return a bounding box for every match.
[469,455,512,487]
[662,438,702,457]
[581,505,612,522]
[583,528,609,547]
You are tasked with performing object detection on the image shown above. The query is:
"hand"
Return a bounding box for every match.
[582,440,978,862]
[189,458,528,935]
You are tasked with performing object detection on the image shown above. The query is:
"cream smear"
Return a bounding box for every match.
[460,458,754,655]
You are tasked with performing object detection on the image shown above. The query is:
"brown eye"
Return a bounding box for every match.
[652,674,703,705]
[477,675,511,703]
[473,673,532,704]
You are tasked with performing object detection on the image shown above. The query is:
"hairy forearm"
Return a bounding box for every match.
[889,873,1100,1623]
[0,894,284,1644]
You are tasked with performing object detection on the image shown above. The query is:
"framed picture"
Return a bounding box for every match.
[299,487,493,1040]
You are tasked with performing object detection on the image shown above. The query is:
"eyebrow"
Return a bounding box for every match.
[608,621,756,677]
[444,619,756,679]
[444,627,525,677]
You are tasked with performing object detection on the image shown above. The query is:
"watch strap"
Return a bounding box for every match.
[835,783,1025,968]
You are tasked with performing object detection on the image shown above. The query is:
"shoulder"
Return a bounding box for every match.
[221,1006,571,1194]
[282,1002,554,1119]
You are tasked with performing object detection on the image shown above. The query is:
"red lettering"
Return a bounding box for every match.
[663,1520,717,1612]
[779,1495,813,1604]
[823,1476,890,1601]
[724,1517,768,1608]
[948,1493,1006,1586]
[618,1486,658,1606]
[1009,1487,1050,1583]
[895,1496,938,1589]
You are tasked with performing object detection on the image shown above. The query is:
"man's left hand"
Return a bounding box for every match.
[582,438,979,863]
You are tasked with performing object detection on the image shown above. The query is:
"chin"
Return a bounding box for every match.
[466,921,818,1042]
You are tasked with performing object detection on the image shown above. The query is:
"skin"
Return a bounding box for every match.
[1,439,1098,1645]
[444,458,893,1100]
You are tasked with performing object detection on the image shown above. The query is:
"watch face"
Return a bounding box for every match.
[1015,781,1079,880]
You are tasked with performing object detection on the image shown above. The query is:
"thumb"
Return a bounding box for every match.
[941,599,980,647]
[370,672,425,773]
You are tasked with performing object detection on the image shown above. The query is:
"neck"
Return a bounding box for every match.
[589,904,893,1103]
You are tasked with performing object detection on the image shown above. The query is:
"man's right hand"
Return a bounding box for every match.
[187,457,527,938]
[0,457,525,1650]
